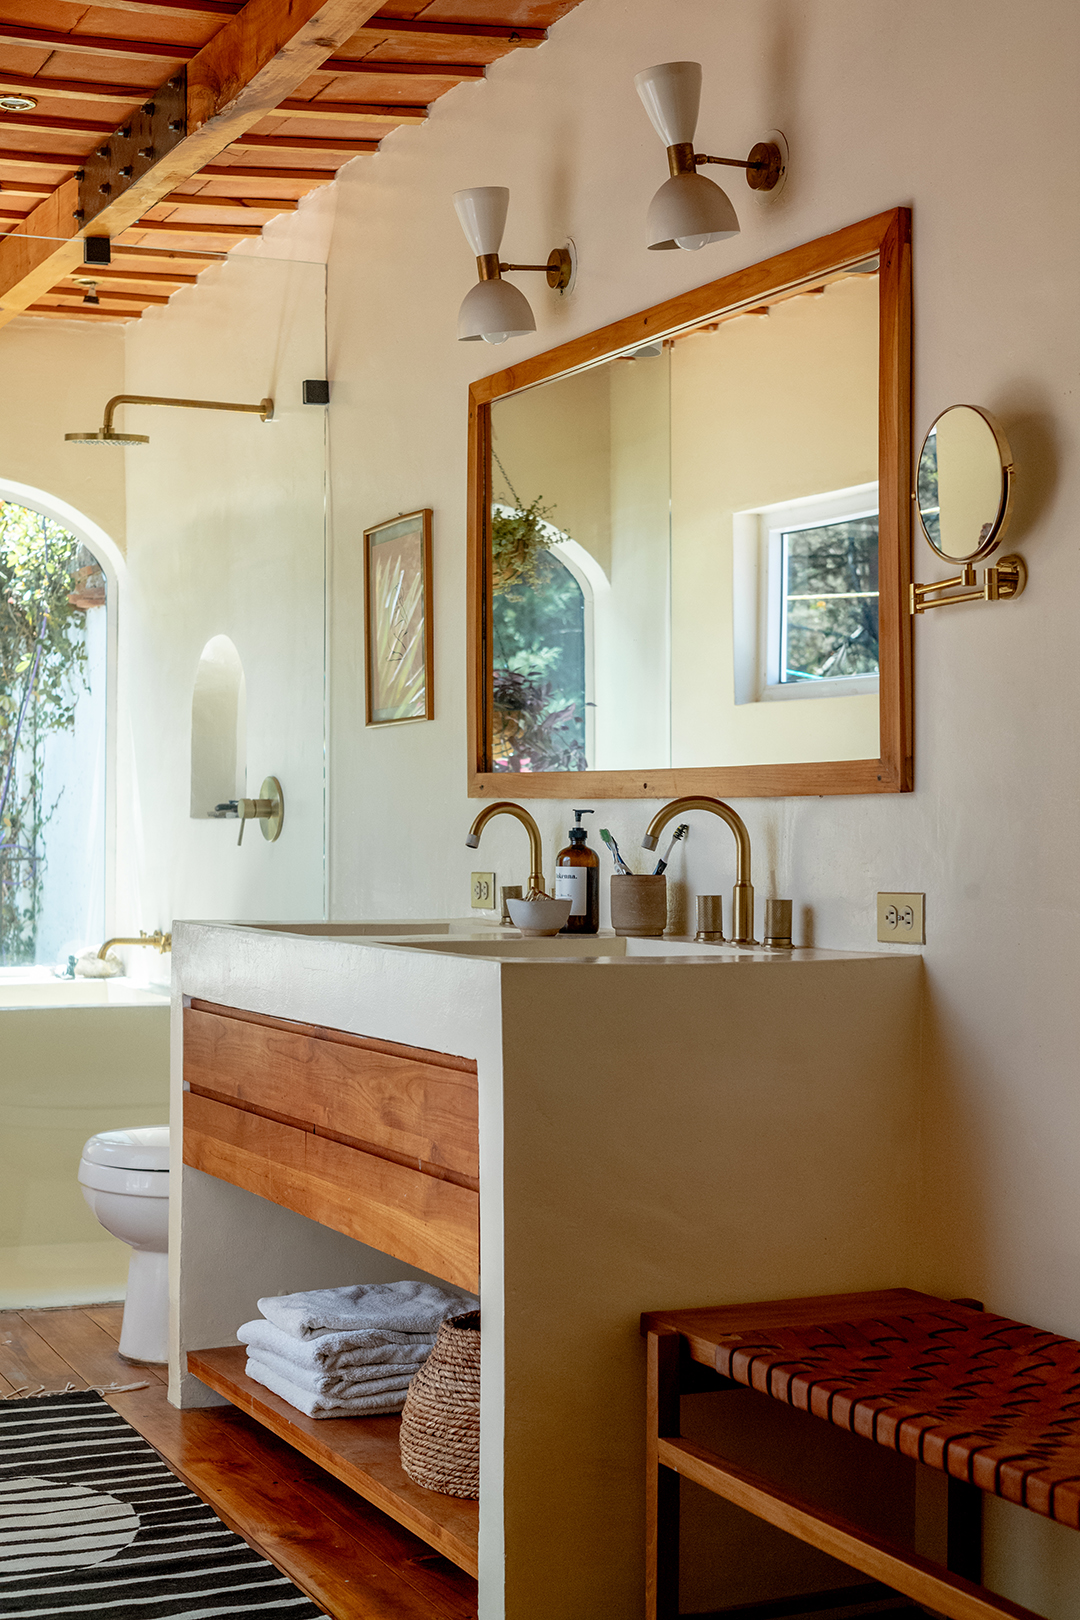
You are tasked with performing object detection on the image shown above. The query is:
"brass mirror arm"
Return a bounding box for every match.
[641,796,756,945]
[466,801,545,897]
[97,929,171,960]
[911,555,1027,615]
[101,394,274,433]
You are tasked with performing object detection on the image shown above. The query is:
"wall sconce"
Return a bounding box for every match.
[454,186,573,344]
[634,61,785,250]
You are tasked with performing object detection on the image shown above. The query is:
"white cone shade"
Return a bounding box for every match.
[454,186,510,256]
[634,61,701,147]
[646,172,740,250]
[458,277,536,343]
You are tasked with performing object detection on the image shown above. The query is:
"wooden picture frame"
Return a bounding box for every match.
[364,508,434,726]
[467,207,912,798]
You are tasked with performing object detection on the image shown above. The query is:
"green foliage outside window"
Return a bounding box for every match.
[0,504,89,963]
[782,515,879,683]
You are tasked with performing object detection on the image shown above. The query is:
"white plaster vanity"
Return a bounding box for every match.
[171,917,922,1620]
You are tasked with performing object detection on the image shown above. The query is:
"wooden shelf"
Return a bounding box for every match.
[188,1345,479,1578]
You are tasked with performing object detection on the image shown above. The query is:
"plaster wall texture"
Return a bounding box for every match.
[0,318,127,550]
[319,0,1080,1611]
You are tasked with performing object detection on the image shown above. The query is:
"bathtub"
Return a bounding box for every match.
[0,973,170,1308]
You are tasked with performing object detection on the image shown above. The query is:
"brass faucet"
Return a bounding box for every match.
[641,797,756,945]
[97,929,172,961]
[466,802,546,897]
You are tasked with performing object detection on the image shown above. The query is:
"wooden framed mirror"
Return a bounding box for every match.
[468,207,912,799]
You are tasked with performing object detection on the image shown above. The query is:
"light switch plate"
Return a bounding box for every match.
[471,872,496,909]
[877,892,925,944]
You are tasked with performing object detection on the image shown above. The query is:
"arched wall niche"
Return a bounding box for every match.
[190,635,247,817]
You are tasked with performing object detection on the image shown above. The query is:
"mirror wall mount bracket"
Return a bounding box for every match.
[911,555,1026,615]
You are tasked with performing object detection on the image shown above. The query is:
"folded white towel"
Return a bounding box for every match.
[244,1342,422,1398]
[258,1281,475,1340]
[245,1356,412,1419]
[238,1317,434,1373]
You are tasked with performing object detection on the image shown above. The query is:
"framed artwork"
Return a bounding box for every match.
[364,508,434,725]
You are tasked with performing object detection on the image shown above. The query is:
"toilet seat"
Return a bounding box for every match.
[81,1126,169,1172]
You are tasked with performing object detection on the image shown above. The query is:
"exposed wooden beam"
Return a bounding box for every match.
[110,244,224,261]
[0,25,198,65]
[228,132,379,152]
[318,59,485,79]
[357,15,546,44]
[0,0,386,323]
[272,99,427,123]
[50,286,171,304]
[27,303,134,319]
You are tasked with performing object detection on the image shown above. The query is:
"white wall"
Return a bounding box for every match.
[321,2,1080,1613]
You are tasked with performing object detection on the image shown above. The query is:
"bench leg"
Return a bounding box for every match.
[948,1476,983,1584]
[647,1328,681,1620]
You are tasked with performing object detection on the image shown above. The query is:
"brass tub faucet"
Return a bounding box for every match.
[466,802,545,897]
[641,797,756,945]
[97,929,172,961]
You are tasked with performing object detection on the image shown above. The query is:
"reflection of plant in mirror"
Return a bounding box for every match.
[916,427,940,550]
[493,543,586,773]
[782,516,879,683]
[490,494,558,596]
[0,505,89,963]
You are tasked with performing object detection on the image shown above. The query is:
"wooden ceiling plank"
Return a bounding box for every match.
[70,0,242,18]
[200,163,333,180]
[272,99,426,121]
[27,303,135,318]
[0,113,116,139]
[0,26,199,65]
[356,16,545,44]
[123,217,266,234]
[156,192,300,207]
[0,0,387,323]
[57,263,199,282]
[0,73,150,104]
[0,148,82,170]
[0,178,55,194]
[110,244,224,260]
[228,132,379,151]
[315,59,484,78]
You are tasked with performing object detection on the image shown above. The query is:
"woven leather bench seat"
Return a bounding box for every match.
[642,1288,1076,1620]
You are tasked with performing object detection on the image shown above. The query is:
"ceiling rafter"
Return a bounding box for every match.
[0,0,390,325]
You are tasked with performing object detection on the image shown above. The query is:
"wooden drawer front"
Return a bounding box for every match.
[183,1091,479,1293]
[183,1001,478,1184]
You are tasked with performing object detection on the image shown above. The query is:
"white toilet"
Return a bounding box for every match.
[79,1126,170,1364]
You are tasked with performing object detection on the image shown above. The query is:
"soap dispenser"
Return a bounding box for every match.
[555,809,599,934]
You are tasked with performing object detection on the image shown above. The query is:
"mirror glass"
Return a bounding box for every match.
[489,264,880,774]
[916,405,1011,564]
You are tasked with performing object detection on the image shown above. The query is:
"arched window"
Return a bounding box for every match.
[190,636,247,817]
[0,496,112,967]
[491,509,591,774]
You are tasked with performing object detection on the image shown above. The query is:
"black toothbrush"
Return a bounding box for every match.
[652,823,689,875]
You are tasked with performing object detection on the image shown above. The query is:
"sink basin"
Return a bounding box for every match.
[383,933,767,960]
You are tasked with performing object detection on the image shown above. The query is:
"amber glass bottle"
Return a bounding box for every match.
[555,809,599,934]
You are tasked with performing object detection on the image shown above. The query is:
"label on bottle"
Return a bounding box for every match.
[555,867,588,916]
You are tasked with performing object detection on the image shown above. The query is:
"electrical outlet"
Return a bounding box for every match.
[470,872,496,910]
[877,892,925,944]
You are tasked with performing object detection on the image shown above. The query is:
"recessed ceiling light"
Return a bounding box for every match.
[0,94,37,112]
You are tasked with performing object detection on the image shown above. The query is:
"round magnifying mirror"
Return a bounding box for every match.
[916,404,1014,565]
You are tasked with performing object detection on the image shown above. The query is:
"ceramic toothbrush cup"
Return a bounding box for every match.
[610,874,667,938]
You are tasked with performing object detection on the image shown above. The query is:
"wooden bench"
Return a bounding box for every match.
[642,1288,1080,1620]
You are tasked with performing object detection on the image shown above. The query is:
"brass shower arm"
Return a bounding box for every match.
[100,394,274,434]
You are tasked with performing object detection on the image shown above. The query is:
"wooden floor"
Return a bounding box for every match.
[0,1305,478,1620]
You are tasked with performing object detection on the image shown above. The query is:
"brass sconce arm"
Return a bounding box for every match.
[666,140,783,191]
[475,249,573,292]
[97,929,172,960]
[641,796,756,945]
[102,394,274,433]
[466,801,546,897]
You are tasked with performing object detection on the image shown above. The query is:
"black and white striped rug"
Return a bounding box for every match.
[0,1390,328,1618]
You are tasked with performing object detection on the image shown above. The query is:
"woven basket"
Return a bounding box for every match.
[399,1310,480,1498]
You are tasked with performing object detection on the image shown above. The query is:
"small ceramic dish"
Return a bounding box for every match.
[506,897,573,937]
